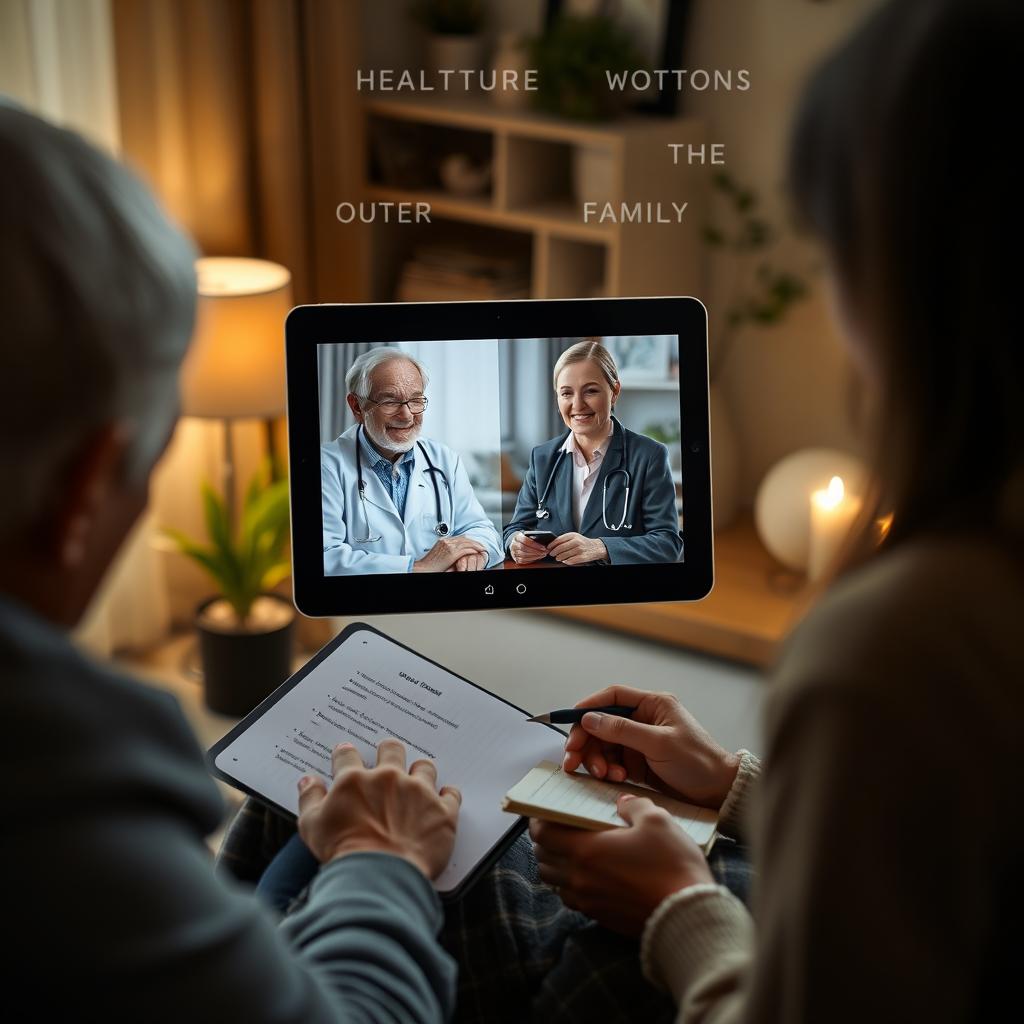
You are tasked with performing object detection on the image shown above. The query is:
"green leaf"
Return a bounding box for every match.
[260,560,292,592]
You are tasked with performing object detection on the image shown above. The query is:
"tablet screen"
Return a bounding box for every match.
[287,298,711,614]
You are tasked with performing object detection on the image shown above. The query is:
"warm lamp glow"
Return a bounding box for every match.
[180,257,292,419]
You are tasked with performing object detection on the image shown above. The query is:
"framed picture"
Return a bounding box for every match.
[603,334,673,382]
[544,0,693,116]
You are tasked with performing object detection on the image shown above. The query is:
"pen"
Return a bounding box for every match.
[525,705,636,725]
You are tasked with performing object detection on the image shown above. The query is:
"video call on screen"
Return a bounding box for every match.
[317,336,684,576]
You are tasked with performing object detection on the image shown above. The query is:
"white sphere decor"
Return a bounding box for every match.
[754,447,867,571]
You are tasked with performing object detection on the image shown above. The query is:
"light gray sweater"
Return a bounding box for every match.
[0,593,455,1021]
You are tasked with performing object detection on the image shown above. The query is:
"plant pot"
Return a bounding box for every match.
[425,33,486,90]
[709,384,741,532]
[572,144,616,209]
[196,593,295,717]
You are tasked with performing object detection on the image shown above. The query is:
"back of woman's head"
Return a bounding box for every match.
[788,0,1024,553]
[0,101,196,540]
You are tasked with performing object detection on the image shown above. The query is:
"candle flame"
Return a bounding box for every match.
[819,475,845,510]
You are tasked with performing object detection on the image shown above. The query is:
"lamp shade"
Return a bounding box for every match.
[180,257,292,418]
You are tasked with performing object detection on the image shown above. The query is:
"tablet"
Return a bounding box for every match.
[286,296,712,616]
[207,622,566,900]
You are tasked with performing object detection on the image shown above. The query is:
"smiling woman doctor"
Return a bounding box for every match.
[504,340,683,566]
[321,348,504,574]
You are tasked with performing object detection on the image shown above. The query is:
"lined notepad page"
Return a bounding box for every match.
[506,761,718,847]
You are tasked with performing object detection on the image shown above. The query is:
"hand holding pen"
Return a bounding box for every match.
[533,684,741,811]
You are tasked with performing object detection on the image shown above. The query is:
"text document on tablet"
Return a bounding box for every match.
[209,623,565,897]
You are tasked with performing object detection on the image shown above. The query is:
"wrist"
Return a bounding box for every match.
[327,838,431,877]
[713,751,741,808]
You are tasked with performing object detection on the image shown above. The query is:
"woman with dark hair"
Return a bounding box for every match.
[521,0,1023,1020]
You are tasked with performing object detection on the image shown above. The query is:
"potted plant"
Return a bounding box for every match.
[411,0,487,85]
[165,462,294,716]
[528,14,647,208]
[528,14,647,122]
[702,171,809,530]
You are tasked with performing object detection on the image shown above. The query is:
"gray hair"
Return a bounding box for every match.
[346,347,429,401]
[0,102,197,538]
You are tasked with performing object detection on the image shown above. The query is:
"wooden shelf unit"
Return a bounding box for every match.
[361,94,706,301]
[548,514,813,668]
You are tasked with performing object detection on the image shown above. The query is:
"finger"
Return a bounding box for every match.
[616,793,663,826]
[546,540,570,558]
[584,745,608,779]
[453,537,487,554]
[580,710,661,756]
[574,684,652,710]
[528,818,582,856]
[623,746,649,785]
[376,738,407,770]
[564,722,589,752]
[439,785,462,817]
[297,774,328,814]
[331,742,365,778]
[409,758,438,786]
[571,733,608,777]
[536,861,569,890]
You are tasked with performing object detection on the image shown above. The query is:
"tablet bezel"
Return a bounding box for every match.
[206,621,565,902]
[286,296,712,616]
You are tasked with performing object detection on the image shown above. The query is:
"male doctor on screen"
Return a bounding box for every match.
[321,348,504,574]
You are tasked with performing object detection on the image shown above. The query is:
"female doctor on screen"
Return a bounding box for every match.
[503,340,683,566]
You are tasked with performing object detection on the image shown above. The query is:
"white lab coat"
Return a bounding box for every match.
[321,425,504,575]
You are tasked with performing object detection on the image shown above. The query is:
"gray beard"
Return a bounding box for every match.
[363,419,420,455]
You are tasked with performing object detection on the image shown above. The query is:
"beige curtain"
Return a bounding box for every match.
[111,0,367,303]
[111,0,368,631]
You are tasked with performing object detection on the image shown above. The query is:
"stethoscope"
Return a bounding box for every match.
[535,416,632,531]
[355,424,452,543]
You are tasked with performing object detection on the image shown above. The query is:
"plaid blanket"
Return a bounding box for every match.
[216,797,754,1023]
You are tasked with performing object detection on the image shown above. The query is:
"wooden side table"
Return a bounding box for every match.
[547,513,811,668]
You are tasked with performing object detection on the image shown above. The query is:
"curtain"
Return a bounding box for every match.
[110,0,368,626]
[110,0,367,304]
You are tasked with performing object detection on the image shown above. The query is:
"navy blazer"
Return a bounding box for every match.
[503,419,683,565]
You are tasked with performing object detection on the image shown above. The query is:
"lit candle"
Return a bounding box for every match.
[808,476,862,580]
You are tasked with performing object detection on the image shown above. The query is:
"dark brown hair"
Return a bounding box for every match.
[787,0,1024,572]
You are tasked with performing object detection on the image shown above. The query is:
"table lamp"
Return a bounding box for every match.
[180,257,292,525]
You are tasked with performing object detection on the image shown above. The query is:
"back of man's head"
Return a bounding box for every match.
[0,101,197,540]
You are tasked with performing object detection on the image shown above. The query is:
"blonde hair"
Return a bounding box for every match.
[552,339,620,392]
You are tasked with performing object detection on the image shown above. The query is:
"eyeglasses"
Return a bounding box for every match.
[365,396,428,414]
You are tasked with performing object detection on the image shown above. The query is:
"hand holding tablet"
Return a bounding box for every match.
[297,738,461,880]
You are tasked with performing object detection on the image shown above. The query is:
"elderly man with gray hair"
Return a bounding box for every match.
[319,347,504,574]
[0,103,462,1020]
